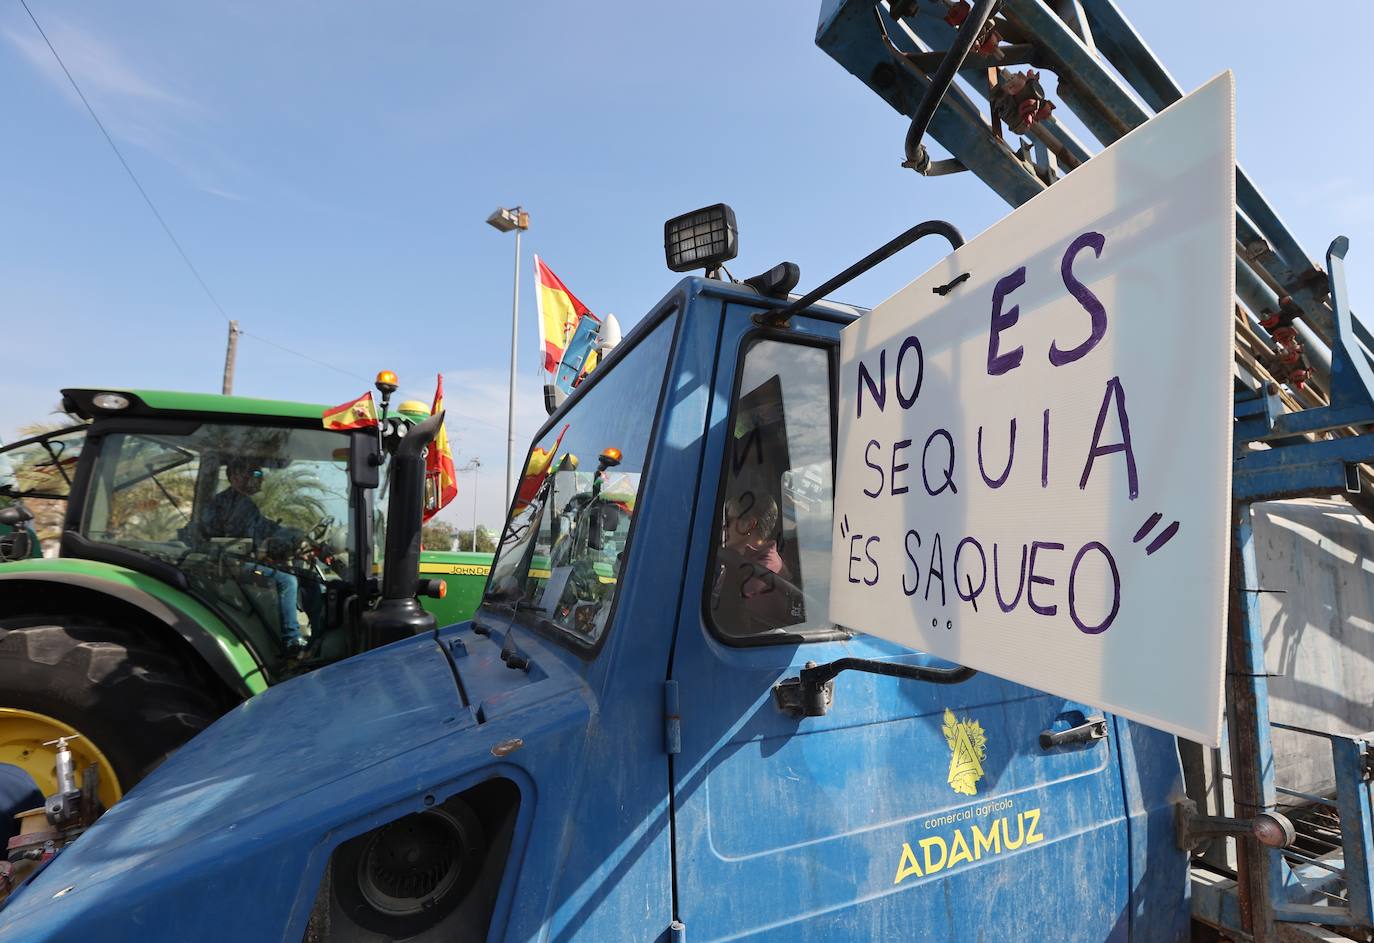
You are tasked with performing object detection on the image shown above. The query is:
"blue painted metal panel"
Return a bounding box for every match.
[666,302,1140,941]
[1113,718,1191,942]
[0,631,570,941]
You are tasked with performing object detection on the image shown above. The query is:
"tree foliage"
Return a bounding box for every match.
[421,519,458,550]
[455,525,497,553]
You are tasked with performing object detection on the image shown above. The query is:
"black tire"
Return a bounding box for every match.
[0,616,226,794]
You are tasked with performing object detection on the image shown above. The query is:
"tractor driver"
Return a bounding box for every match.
[200,457,316,656]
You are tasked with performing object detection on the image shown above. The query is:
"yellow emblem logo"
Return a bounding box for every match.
[942,708,987,795]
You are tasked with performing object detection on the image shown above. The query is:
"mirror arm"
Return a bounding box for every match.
[773,657,976,718]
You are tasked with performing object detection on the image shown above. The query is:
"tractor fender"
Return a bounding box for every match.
[0,559,266,699]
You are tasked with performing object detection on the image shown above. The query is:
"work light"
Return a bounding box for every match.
[91,393,130,410]
[664,203,738,274]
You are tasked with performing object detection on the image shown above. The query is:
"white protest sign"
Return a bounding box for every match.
[829,73,1234,746]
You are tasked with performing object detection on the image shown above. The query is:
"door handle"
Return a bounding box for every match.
[1039,716,1108,750]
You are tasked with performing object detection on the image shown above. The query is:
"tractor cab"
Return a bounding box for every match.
[0,389,383,681]
[0,380,466,815]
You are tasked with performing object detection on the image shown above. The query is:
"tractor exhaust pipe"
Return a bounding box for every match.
[363,410,444,649]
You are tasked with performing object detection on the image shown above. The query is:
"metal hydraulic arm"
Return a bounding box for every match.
[816,2,1374,940]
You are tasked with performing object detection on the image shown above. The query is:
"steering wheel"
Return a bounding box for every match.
[291,517,341,573]
[740,559,807,602]
[305,516,334,544]
[725,556,820,633]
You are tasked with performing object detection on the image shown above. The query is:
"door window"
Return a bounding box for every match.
[0,426,87,500]
[0,425,87,555]
[708,338,836,641]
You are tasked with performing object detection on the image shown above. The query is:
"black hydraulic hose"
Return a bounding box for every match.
[758,219,964,327]
[902,0,1000,172]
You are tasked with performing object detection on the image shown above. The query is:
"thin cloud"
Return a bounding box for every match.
[4,21,191,111]
[3,16,251,201]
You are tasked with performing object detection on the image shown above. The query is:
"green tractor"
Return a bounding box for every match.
[0,382,492,808]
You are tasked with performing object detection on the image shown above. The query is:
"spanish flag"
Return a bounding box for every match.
[423,374,458,522]
[534,256,598,373]
[513,424,569,513]
[322,392,378,431]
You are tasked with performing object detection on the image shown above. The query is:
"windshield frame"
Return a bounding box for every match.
[479,296,683,658]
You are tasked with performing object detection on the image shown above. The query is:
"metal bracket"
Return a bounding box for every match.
[1174,798,1296,852]
[773,662,835,718]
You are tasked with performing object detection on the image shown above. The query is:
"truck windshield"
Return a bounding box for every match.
[486,314,676,644]
[80,423,357,670]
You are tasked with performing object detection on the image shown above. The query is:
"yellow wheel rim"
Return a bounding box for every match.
[0,709,122,810]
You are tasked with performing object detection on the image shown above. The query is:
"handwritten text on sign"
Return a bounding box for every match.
[829,73,1235,746]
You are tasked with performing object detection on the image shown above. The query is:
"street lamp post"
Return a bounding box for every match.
[486,205,530,516]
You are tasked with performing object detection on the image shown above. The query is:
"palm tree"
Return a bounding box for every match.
[256,464,333,534]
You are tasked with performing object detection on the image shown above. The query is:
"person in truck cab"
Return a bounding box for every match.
[200,456,314,655]
[711,490,798,632]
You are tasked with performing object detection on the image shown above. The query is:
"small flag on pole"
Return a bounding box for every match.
[322,392,378,431]
[423,374,458,522]
[534,256,598,373]
[513,424,569,513]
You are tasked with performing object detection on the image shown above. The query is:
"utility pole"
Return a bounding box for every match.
[221,320,240,395]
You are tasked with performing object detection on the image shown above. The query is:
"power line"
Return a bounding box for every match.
[19,0,373,390]
[19,0,229,326]
[238,330,370,383]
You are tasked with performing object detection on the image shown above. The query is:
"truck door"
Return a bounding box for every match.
[667,307,1132,941]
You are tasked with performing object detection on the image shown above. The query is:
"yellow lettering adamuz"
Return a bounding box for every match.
[893,808,1045,885]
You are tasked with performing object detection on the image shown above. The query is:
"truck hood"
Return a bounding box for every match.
[1,622,596,941]
[0,633,466,925]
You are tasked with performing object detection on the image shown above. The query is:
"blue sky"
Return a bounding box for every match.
[3,1,1369,532]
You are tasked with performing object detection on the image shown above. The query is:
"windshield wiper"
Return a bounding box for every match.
[145,463,190,524]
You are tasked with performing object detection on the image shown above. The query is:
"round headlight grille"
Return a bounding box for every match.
[357,808,468,916]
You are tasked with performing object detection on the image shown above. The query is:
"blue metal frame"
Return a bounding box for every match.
[816,3,1374,938]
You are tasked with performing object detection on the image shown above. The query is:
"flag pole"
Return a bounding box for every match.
[506,225,521,514]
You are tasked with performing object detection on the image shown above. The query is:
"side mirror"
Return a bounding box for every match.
[587,504,604,552]
[0,505,34,526]
[348,432,380,489]
[587,504,619,553]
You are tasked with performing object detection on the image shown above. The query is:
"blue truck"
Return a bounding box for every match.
[0,222,1194,941]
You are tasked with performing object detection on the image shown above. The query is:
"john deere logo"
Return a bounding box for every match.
[942,708,987,796]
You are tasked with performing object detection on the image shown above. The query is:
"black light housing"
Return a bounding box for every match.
[744,261,801,299]
[664,203,738,274]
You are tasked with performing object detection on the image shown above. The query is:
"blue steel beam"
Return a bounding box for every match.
[819,0,1362,372]
[1331,735,1374,926]
[817,2,1045,206]
[1079,0,1344,347]
[1232,435,1374,503]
